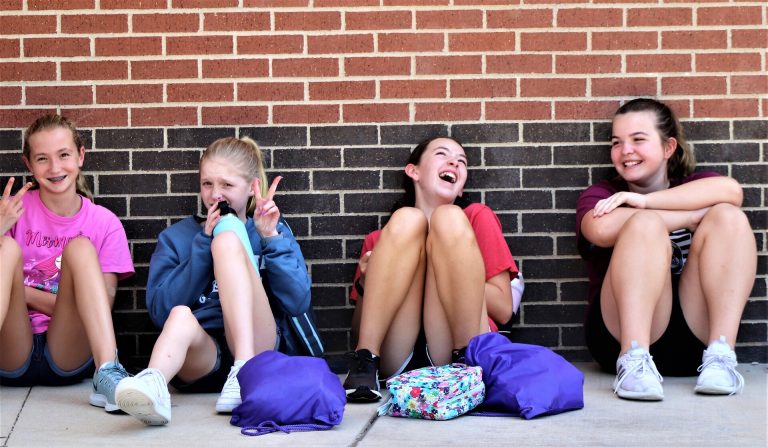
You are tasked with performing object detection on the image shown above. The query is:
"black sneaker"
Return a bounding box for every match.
[451,346,467,364]
[343,349,382,403]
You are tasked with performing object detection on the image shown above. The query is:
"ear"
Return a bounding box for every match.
[249,178,258,196]
[663,137,677,159]
[22,155,32,172]
[404,163,419,181]
[77,146,85,167]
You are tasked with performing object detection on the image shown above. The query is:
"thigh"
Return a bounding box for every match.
[0,245,33,371]
[378,271,425,377]
[172,329,233,393]
[422,261,453,366]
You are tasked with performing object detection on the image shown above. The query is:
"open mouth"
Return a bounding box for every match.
[48,175,66,183]
[439,171,457,184]
[623,161,642,168]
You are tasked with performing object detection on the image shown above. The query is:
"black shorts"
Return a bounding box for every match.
[585,276,706,377]
[169,329,234,394]
[0,333,95,387]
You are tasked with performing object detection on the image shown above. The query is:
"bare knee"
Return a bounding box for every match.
[211,230,241,256]
[382,207,428,242]
[700,203,752,233]
[429,205,472,243]
[167,305,197,327]
[62,236,97,259]
[620,210,668,240]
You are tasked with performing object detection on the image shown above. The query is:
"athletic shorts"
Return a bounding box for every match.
[585,276,706,377]
[0,333,95,387]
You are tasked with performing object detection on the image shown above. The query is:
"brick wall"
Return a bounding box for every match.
[1,1,765,369]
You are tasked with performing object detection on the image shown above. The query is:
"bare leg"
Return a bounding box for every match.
[600,211,673,353]
[423,205,488,365]
[46,237,118,370]
[212,231,277,360]
[679,203,756,346]
[0,237,34,370]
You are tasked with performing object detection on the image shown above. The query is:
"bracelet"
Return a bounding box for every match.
[354,278,365,296]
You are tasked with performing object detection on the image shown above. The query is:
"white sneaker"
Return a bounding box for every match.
[613,341,664,401]
[115,368,171,425]
[695,336,744,395]
[215,362,244,413]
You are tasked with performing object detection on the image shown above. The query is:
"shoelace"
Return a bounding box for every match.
[97,364,130,388]
[697,354,745,395]
[614,352,663,394]
[346,351,374,372]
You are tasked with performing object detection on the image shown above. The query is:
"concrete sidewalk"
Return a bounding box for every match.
[1,362,766,447]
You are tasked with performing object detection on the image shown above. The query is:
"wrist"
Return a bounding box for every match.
[260,232,282,246]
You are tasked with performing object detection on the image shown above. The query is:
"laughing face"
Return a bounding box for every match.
[23,127,85,197]
[610,111,676,191]
[406,137,468,205]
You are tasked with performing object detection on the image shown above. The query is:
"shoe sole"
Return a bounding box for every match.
[215,399,241,413]
[346,387,382,403]
[615,389,664,401]
[694,384,737,395]
[115,388,170,426]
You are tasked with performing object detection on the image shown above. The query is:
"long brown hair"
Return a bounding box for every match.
[200,136,268,214]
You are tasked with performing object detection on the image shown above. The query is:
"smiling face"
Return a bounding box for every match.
[200,156,255,221]
[23,127,85,198]
[611,111,676,192]
[406,137,468,206]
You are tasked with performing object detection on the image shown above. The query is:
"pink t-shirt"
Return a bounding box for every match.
[6,190,134,334]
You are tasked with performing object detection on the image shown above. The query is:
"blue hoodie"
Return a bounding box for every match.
[146,215,323,357]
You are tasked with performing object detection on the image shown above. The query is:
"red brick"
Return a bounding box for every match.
[133,13,199,33]
[343,103,410,123]
[592,77,657,97]
[167,83,234,102]
[556,55,621,74]
[664,100,690,119]
[308,34,374,54]
[698,6,762,25]
[450,79,515,98]
[27,86,92,105]
[345,57,410,76]
[416,56,482,75]
[346,11,412,30]
[273,58,339,77]
[0,87,21,105]
[275,12,341,31]
[309,81,376,101]
[733,29,767,49]
[487,54,552,74]
[204,12,269,31]
[592,32,657,51]
[0,62,56,81]
[174,0,238,7]
[316,0,379,5]
[557,8,622,27]
[167,36,233,55]
[455,0,523,4]
[0,39,20,58]
[62,14,128,34]
[238,35,304,54]
[449,32,515,52]
[416,10,483,29]
[101,0,166,8]
[661,76,726,95]
[0,109,56,128]
[0,15,56,35]
[238,82,305,101]
[378,33,444,52]
[24,38,90,57]
[694,99,759,118]
[96,37,162,56]
[273,104,339,124]
[524,0,587,3]
[1,0,22,10]
[96,84,163,104]
[486,101,550,120]
[132,60,199,80]
[628,7,692,26]
[131,107,198,127]
[62,107,129,127]
[415,102,481,122]
[521,32,587,51]
[381,80,446,99]
[202,106,268,125]
[202,59,269,78]
[697,53,762,72]
[385,0,450,5]
[29,0,93,9]
[626,54,692,73]
[731,75,768,95]
[244,0,308,6]
[520,78,586,97]
[555,101,620,120]
[662,31,726,50]
[62,61,129,81]
[487,9,552,28]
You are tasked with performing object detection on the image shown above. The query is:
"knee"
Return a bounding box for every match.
[383,207,428,241]
[622,210,668,238]
[62,236,96,258]
[702,203,752,232]
[167,305,196,326]
[211,230,240,255]
[430,205,472,242]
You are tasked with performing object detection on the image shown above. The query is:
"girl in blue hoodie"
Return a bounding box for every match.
[115,136,319,425]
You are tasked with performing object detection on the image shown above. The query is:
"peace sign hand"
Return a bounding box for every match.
[253,176,282,238]
[0,177,33,236]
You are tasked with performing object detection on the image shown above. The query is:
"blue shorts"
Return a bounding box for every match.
[0,333,94,387]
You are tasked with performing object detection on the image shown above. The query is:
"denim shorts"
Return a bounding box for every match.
[0,333,94,387]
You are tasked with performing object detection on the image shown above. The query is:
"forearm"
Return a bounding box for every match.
[484,271,512,325]
[646,176,743,210]
[25,287,55,315]
[582,208,700,248]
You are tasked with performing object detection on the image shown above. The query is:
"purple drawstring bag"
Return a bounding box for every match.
[466,332,584,419]
[230,350,345,436]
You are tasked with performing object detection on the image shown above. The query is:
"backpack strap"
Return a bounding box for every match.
[240,420,334,436]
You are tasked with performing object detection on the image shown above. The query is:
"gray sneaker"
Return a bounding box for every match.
[89,356,131,413]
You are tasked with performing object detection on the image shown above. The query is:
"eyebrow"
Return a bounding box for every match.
[611,131,649,139]
[433,145,467,159]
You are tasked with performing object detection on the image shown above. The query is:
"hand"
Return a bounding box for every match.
[0,177,33,236]
[203,201,222,236]
[253,176,282,237]
[358,250,372,288]
[593,191,647,217]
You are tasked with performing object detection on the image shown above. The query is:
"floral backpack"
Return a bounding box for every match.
[377,364,485,421]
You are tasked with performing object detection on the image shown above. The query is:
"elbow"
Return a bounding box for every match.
[726,177,744,207]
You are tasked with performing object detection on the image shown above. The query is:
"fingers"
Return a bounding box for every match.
[2,177,14,200]
[267,176,282,201]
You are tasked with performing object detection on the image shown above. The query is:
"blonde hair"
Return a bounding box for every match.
[23,114,93,200]
[200,136,268,214]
